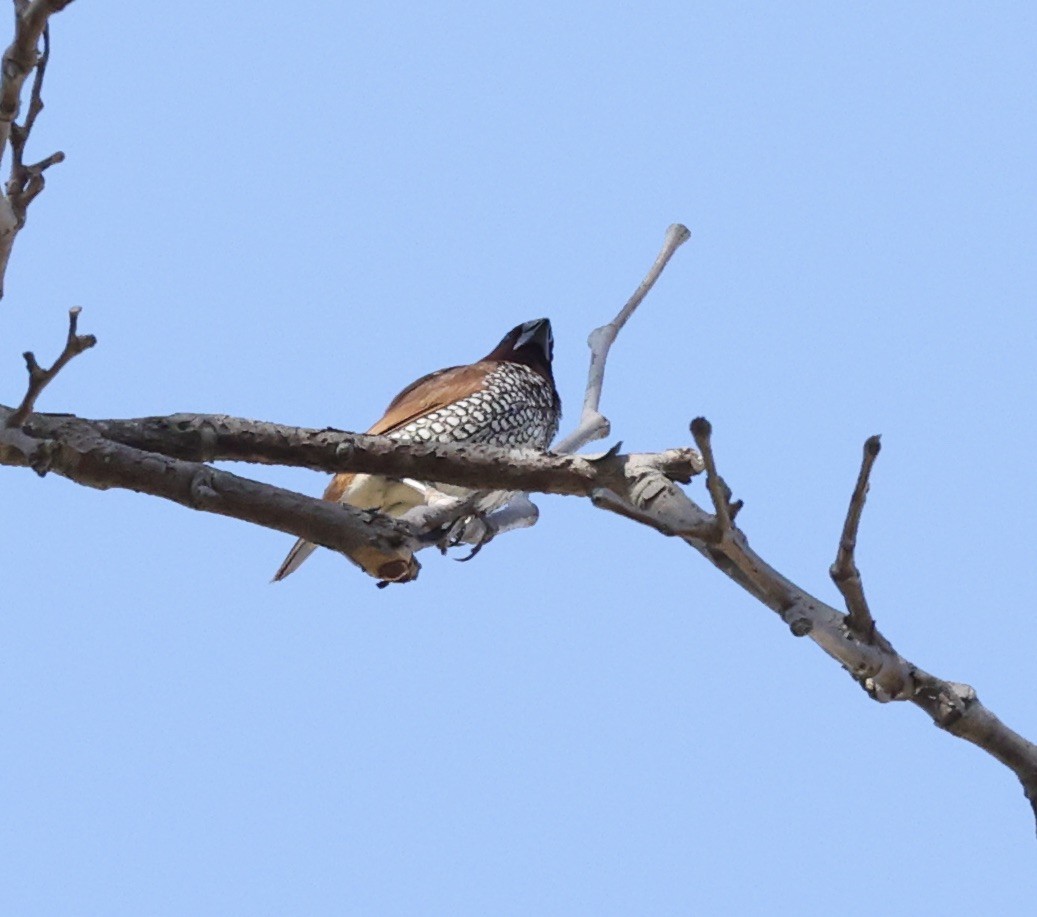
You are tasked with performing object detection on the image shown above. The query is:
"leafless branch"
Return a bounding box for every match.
[690,416,743,533]
[14,5,47,131]
[0,401,709,580]
[0,410,418,561]
[0,0,73,297]
[830,435,882,641]
[15,409,704,498]
[1,209,1034,832]
[552,223,690,453]
[0,1,70,141]
[579,415,1037,830]
[4,365,1037,835]
[6,305,94,428]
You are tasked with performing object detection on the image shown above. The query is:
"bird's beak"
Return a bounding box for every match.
[514,318,552,355]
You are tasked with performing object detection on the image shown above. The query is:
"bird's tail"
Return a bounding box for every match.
[271,537,318,582]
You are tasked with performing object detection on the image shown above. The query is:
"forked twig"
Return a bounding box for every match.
[6,22,63,218]
[6,305,95,427]
[0,2,74,298]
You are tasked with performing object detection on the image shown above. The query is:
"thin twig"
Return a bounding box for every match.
[688,416,789,609]
[830,434,882,641]
[6,20,63,221]
[404,490,485,541]
[6,306,95,427]
[552,223,690,453]
[439,494,543,557]
[7,15,48,168]
[18,9,46,136]
[0,1,71,136]
[690,416,737,534]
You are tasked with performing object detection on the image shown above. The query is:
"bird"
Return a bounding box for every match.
[272,317,561,585]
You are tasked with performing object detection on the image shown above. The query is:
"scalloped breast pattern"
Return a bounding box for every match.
[390,363,558,449]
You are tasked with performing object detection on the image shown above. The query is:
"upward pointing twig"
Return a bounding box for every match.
[553,223,690,454]
[830,435,882,642]
[690,416,735,534]
[6,305,95,428]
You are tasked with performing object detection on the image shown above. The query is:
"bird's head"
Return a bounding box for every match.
[485,318,555,378]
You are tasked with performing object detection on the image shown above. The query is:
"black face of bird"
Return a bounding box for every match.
[486,318,554,373]
[513,318,553,363]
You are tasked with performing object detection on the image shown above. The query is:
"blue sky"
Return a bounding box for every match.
[2,2,1036,914]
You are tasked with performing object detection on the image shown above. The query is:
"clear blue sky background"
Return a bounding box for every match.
[2,2,1035,914]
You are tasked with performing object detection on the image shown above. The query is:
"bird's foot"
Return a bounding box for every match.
[439,512,494,562]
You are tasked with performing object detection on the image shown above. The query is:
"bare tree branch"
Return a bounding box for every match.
[12,409,704,498]
[0,0,73,297]
[0,403,708,588]
[690,416,744,533]
[0,204,1033,832]
[5,305,94,428]
[0,304,704,577]
[830,434,882,642]
[10,393,1037,834]
[587,419,1037,831]
[553,223,690,454]
[0,410,418,561]
[0,302,705,573]
[141,411,1023,825]
[7,17,64,215]
[0,0,1028,853]
[4,352,1037,835]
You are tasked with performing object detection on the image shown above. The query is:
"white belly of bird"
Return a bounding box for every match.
[344,473,513,519]
[343,474,427,516]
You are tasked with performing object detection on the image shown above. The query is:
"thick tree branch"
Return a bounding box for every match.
[14,409,704,499]
[0,305,703,574]
[4,371,1036,834]
[589,419,1037,831]
[10,391,1037,834]
[0,411,417,559]
[2,388,705,575]
[1,215,1034,833]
